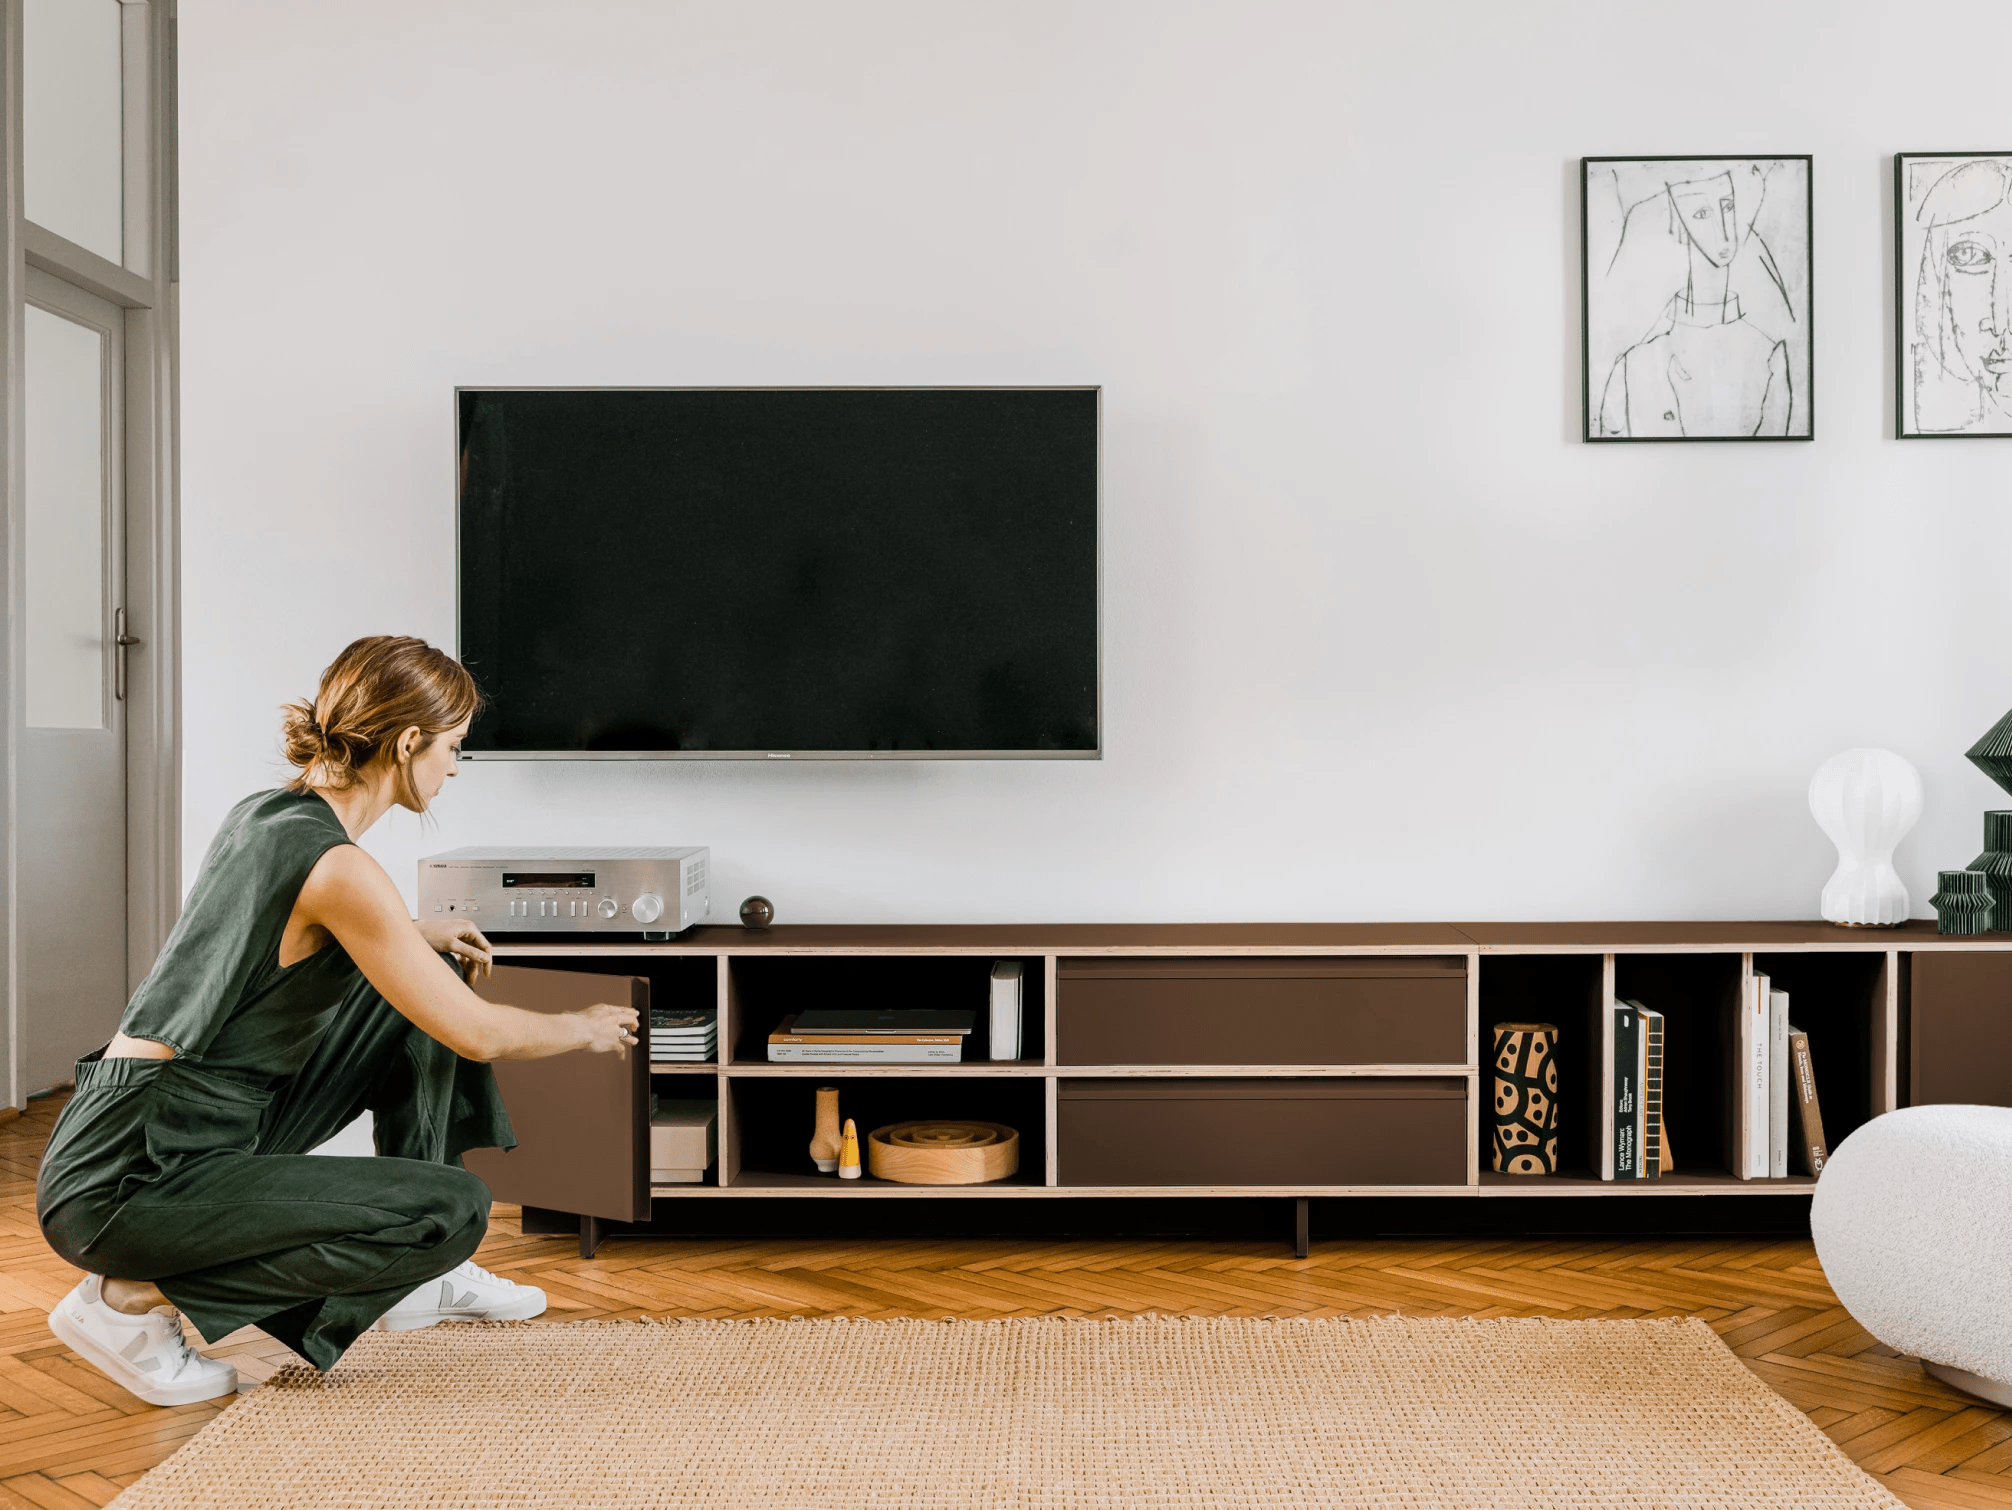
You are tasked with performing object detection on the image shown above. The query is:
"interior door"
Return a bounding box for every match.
[20,269,127,1092]
[461,963,650,1223]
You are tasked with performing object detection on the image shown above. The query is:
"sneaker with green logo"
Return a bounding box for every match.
[372,1259,546,1331]
[48,1275,238,1406]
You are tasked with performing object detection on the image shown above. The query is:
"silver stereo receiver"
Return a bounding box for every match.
[419,847,711,937]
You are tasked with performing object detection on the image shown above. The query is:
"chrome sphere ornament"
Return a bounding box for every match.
[739,895,775,929]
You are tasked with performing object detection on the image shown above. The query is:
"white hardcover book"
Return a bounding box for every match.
[1747,973,1771,1178]
[768,1042,963,1063]
[990,961,1023,1062]
[1768,989,1790,1179]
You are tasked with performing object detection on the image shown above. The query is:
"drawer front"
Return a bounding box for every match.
[1910,951,2012,1107]
[1056,1077,1468,1186]
[1058,957,1467,1065]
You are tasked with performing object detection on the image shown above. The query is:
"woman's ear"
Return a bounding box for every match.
[396,725,424,764]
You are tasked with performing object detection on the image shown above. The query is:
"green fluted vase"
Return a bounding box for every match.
[1968,811,2012,931]
[1969,709,2012,797]
[1932,868,1995,936]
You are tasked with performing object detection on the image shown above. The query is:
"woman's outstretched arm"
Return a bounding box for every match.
[295,844,637,1062]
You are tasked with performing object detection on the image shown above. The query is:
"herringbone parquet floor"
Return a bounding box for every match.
[0,1096,2006,1508]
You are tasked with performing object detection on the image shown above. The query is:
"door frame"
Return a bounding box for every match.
[0,0,181,1104]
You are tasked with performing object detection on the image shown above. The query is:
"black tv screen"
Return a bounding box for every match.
[456,388,1100,758]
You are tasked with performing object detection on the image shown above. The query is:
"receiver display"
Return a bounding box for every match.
[502,873,595,888]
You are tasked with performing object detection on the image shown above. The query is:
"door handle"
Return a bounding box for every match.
[114,607,142,701]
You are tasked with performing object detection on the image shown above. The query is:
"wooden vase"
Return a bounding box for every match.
[867,1121,1019,1185]
[809,1086,842,1173]
[1491,1023,1559,1176]
[838,1118,862,1180]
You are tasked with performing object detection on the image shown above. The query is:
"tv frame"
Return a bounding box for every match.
[453,385,1103,762]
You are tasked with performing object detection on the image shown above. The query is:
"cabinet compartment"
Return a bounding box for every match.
[1477,954,1603,1179]
[1057,956,1466,1066]
[1909,951,2012,1107]
[1752,951,1885,1149]
[728,1075,1047,1187]
[1056,1077,1468,1186]
[728,956,1046,1065]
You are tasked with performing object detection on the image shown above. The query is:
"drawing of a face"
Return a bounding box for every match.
[1940,205,2012,394]
[1669,173,1739,267]
[1915,160,2012,421]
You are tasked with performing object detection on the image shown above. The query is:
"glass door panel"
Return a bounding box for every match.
[23,0,124,262]
[23,304,108,730]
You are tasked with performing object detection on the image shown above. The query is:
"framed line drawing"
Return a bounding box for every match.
[1583,156,1812,442]
[1897,152,2012,438]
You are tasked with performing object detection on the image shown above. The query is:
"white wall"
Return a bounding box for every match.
[179,0,2012,924]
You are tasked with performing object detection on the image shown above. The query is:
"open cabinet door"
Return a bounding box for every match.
[461,964,649,1240]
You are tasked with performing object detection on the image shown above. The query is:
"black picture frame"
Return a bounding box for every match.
[1582,155,1814,443]
[1895,152,2012,439]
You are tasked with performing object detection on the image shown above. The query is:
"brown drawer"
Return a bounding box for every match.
[1056,1077,1468,1186]
[1057,956,1466,1065]
[1910,951,2012,1107]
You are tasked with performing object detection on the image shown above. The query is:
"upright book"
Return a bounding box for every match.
[989,962,1023,1061]
[1768,988,1790,1178]
[1788,1026,1829,1176]
[1639,1004,1664,1181]
[1738,972,1770,1179]
[1613,1002,1641,1180]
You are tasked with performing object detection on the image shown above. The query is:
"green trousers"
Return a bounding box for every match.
[38,980,514,1370]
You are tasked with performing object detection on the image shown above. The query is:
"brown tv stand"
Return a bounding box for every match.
[465,921,2012,1257]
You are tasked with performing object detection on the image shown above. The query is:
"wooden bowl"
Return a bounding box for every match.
[867,1121,1020,1185]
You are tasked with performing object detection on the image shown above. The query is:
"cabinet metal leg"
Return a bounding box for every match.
[1294,1197,1310,1259]
[580,1213,604,1259]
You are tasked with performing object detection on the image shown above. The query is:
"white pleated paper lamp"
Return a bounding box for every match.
[1808,748,1924,927]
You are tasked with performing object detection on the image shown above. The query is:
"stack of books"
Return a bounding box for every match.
[768,1009,976,1063]
[1738,972,1829,1178]
[650,1007,718,1063]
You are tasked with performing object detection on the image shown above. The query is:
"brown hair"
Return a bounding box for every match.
[281,636,481,809]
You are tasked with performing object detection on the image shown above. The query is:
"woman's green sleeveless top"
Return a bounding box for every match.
[119,788,364,1073]
[36,789,375,1220]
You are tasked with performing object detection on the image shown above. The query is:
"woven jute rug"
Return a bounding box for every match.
[111,1315,1902,1509]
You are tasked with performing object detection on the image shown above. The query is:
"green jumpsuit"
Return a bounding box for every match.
[35,789,516,1371]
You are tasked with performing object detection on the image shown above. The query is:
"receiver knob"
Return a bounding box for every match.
[597,897,619,920]
[631,893,664,925]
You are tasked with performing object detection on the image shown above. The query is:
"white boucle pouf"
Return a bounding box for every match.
[1811,1104,2012,1405]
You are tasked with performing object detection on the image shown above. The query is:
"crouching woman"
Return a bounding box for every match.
[35,636,637,1404]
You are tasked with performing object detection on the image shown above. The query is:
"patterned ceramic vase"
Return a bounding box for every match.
[1932,868,1995,936]
[1491,1022,1559,1176]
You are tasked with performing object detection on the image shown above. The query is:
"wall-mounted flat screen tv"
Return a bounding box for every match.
[457,387,1099,758]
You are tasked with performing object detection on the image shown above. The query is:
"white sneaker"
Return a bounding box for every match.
[48,1275,238,1407]
[372,1259,546,1332]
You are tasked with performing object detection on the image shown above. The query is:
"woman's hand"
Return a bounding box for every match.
[572,1003,641,1055]
[417,918,494,980]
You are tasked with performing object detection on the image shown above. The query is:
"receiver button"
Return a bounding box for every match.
[631,893,664,925]
[598,897,619,919]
